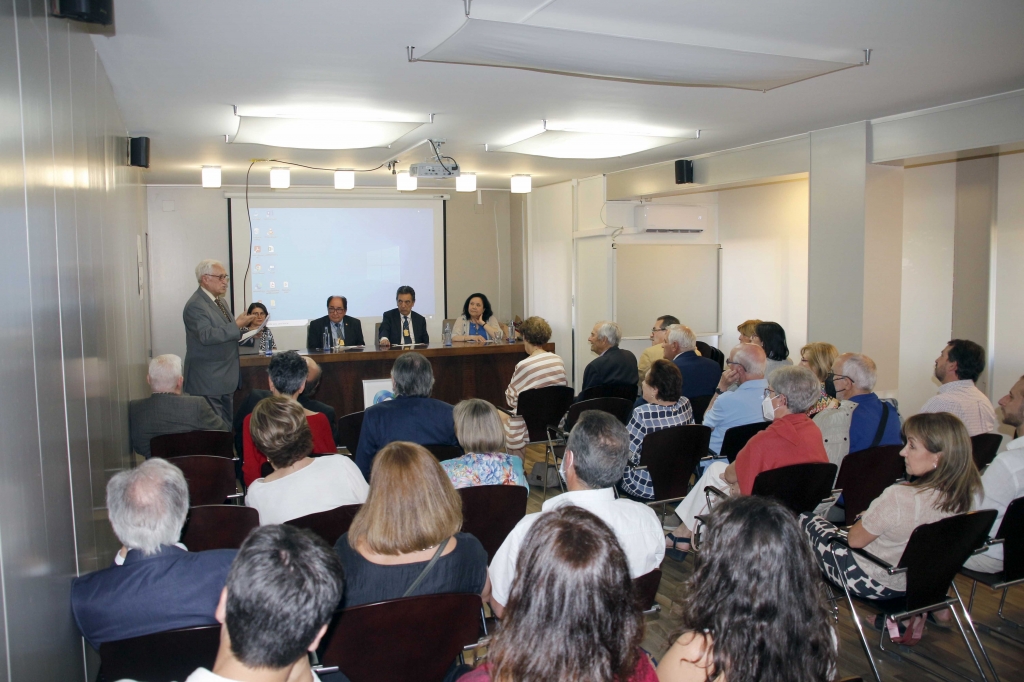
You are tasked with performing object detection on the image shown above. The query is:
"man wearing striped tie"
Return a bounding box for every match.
[183,259,255,423]
[378,285,429,349]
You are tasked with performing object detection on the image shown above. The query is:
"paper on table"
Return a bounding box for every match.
[239,318,268,344]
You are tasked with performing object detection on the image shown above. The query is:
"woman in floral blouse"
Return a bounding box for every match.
[442,399,529,489]
[239,302,276,353]
[799,342,841,416]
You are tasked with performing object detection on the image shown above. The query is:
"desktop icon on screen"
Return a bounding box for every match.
[253,245,261,254]
[255,264,262,273]
[268,245,275,253]
[282,281,289,291]
[267,228,274,237]
[269,281,276,290]
[253,227,260,236]
[268,265,275,273]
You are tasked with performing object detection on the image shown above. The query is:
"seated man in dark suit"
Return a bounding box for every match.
[355,352,458,479]
[664,324,723,399]
[129,354,229,458]
[580,321,638,396]
[378,285,429,348]
[306,295,364,349]
[71,458,235,650]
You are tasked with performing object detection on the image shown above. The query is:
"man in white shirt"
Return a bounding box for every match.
[185,525,343,682]
[920,339,997,436]
[378,285,429,348]
[964,375,1024,573]
[487,410,665,617]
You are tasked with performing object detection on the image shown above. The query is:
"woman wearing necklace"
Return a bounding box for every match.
[451,292,502,343]
[501,316,567,461]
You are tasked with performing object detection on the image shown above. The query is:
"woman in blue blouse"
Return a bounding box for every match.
[620,359,694,500]
[239,302,276,353]
[452,292,502,343]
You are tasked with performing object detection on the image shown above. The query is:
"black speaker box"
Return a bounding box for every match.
[50,0,113,25]
[675,159,694,184]
[128,137,150,168]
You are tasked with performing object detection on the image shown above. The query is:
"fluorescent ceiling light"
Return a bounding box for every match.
[455,173,477,192]
[510,175,531,194]
[269,167,290,189]
[334,170,355,190]
[231,115,426,150]
[491,121,690,159]
[201,166,221,188]
[396,171,417,191]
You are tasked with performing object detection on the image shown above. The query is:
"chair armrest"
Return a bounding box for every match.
[494,406,514,417]
[704,485,727,499]
[829,534,905,575]
[831,488,843,496]
[634,465,648,471]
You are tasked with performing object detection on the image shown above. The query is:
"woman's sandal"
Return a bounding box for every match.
[665,533,691,562]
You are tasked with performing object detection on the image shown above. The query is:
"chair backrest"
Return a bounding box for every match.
[695,341,725,369]
[374,322,381,342]
[996,496,1024,583]
[458,485,528,563]
[899,509,997,613]
[150,430,233,459]
[720,421,770,463]
[564,397,634,432]
[833,445,906,522]
[632,568,662,611]
[970,433,1003,470]
[751,462,838,515]
[443,318,456,330]
[639,425,712,502]
[517,386,575,442]
[286,504,364,547]
[180,505,259,551]
[688,394,713,425]
[576,383,638,403]
[317,594,482,682]
[424,444,464,462]
[98,624,221,682]
[336,410,364,454]
[166,455,238,505]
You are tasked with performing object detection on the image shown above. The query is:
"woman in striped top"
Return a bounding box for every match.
[502,316,567,459]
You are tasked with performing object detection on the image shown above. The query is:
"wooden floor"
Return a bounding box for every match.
[519,445,1024,682]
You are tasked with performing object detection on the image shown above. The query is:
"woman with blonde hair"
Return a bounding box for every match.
[443,399,529,489]
[501,316,567,460]
[736,319,761,345]
[335,442,489,608]
[799,342,841,416]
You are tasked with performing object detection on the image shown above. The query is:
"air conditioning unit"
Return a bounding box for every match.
[633,204,708,233]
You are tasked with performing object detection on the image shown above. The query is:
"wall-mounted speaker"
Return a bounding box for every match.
[674,159,694,184]
[128,137,150,168]
[50,0,113,25]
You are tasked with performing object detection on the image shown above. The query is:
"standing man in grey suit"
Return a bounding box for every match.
[183,259,255,423]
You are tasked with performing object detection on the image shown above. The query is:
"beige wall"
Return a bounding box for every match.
[992,152,1024,441]
[444,190,512,322]
[509,193,526,319]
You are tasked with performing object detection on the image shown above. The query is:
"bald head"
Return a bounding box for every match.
[730,343,767,381]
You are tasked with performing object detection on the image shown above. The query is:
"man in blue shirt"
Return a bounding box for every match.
[702,344,769,455]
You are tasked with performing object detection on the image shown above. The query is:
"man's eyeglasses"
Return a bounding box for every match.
[763,388,779,399]
[651,327,666,334]
[725,359,747,371]
[205,274,229,282]
[830,373,853,384]
[328,307,346,314]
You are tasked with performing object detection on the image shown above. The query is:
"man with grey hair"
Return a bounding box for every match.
[662,324,722,400]
[580,320,638,395]
[129,354,229,458]
[354,352,458,479]
[488,411,665,617]
[701,344,769,456]
[665,365,829,559]
[183,259,256,423]
[71,459,236,649]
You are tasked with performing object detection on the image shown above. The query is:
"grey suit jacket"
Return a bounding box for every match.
[183,287,243,396]
[129,393,229,458]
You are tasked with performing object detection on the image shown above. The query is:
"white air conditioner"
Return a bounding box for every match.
[633,204,708,233]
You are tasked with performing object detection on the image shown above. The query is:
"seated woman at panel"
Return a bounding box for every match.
[239,302,276,353]
[245,396,368,525]
[460,506,658,682]
[750,321,792,380]
[452,292,502,342]
[736,319,762,345]
[443,399,528,490]
[802,412,981,606]
[657,496,836,682]
[621,360,694,500]
[799,342,841,417]
[334,442,489,608]
[501,316,567,460]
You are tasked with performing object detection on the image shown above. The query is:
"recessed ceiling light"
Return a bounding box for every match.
[230,113,429,150]
[510,175,531,193]
[269,167,290,189]
[201,166,221,188]
[334,170,355,190]
[396,171,417,191]
[455,173,477,192]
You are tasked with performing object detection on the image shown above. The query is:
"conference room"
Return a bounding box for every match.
[4,1,1024,681]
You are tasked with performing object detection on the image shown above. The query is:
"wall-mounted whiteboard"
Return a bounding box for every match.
[614,244,721,336]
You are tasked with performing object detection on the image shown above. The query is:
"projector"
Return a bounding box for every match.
[408,161,460,178]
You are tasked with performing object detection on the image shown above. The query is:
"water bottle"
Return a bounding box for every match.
[322,329,329,352]
[443,322,453,347]
[507,319,515,344]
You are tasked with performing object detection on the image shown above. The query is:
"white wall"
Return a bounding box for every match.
[992,152,1024,441]
[527,182,575,377]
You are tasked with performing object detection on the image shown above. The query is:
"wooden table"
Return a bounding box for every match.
[236,342,555,417]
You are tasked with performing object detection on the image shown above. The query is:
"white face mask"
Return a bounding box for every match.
[558,452,571,483]
[762,394,776,421]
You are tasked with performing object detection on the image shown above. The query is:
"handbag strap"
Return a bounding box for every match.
[870,401,891,449]
[402,537,451,598]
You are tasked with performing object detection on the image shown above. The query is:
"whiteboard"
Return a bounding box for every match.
[614,244,721,337]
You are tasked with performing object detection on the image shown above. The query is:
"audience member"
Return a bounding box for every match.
[662,324,722,399]
[920,339,997,436]
[463,507,657,682]
[129,354,228,459]
[354,352,459,478]
[245,396,368,525]
[751,321,792,380]
[736,319,762,345]
[336,442,488,608]
[306,295,364,349]
[452,292,502,342]
[443,399,528,489]
[666,366,828,559]
[238,302,276,353]
[488,411,664,617]
[621,360,694,500]
[965,375,1024,573]
[638,315,680,389]
[580,321,639,394]
[242,351,334,486]
[501,316,567,459]
[802,413,982,602]
[71,459,235,649]
[657,497,836,682]
[185,525,343,682]
[798,342,841,416]
[701,344,769,456]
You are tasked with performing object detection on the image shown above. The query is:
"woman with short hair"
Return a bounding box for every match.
[501,316,568,459]
[461,506,657,682]
[799,342,841,416]
[736,319,762,345]
[452,292,502,343]
[239,302,276,353]
[751,321,792,379]
[335,442,489,608]
[245,396,367,525]
[442,399,528,489]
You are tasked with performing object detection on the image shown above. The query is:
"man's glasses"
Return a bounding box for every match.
[651,327,666,333]
[205,274,229,282]
[763,388,779,399]
[830,373,853,384]
[725,359,747,371]
[328,307,346,314]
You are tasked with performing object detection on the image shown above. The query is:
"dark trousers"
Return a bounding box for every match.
[204,393,233,426]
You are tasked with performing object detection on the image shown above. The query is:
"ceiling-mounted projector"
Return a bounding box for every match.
[409,161,460,178]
